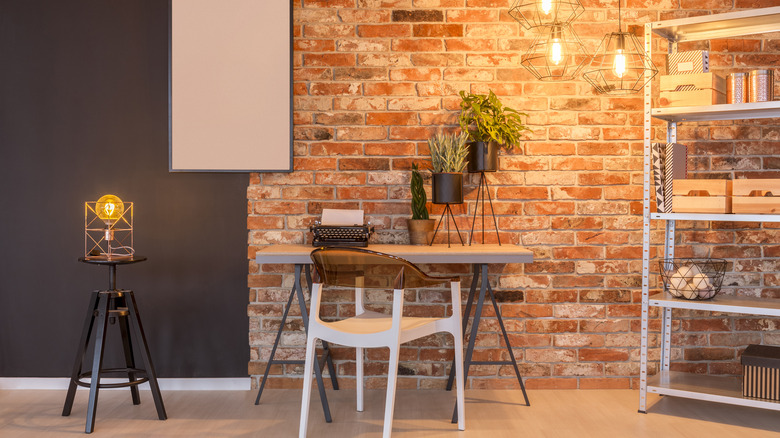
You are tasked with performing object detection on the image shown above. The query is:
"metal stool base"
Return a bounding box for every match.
[62,290,167,434]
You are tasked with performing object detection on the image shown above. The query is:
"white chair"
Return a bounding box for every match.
[299,247,465,438]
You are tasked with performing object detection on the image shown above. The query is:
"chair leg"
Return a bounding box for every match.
[453,333,466,431]
[382,346,401,438]
[299,336,318,438]
[356,347,364,412]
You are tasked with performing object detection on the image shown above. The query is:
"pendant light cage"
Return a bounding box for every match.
[582,31,658,95]
[520,23,589,81]
[508,0,585,30]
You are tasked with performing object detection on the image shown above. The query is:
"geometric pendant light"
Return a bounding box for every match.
[520,22,589,81]
[508,0,585,30]
[582,0,658,94]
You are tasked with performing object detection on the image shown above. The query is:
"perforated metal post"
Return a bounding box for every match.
[639,21,653,414]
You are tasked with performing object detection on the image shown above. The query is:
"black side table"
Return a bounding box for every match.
[62,256,167,434]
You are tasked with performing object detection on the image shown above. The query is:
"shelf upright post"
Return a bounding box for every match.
[659,40,678,374]
[639,20,653,414]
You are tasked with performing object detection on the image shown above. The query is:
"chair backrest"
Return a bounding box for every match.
[310,247,457,290]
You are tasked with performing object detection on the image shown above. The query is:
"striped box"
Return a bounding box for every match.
[742,344,780,401]
[667,50,709,75]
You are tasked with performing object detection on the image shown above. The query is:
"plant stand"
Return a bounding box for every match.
[469,171,501,245]
[430,204,464,248]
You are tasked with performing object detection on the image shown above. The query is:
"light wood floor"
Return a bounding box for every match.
[1,388,778,437]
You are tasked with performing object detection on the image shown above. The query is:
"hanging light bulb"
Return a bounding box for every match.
[613,34,626,78]
[521,22,588,81]
[509,0,583,30]
[582,0,657,94]
[549,25,564,65]
[540,0,553,15]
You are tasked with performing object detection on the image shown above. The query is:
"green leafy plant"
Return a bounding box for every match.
[428,132,469,173]
[458,90,531,150]
[410,163,429,220]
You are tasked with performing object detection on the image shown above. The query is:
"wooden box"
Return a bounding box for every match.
[742,344,780,401]
[732,179,780,214]
[658,73,727,107]
[672,179,732,214]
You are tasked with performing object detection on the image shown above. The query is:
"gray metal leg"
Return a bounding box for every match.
[305,265,339,390]
[254,264,334,423]
[446,264,480,391]
[451,263,529,423]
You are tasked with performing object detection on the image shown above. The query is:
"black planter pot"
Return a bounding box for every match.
[432,172,464,204]
[466,141,499,173]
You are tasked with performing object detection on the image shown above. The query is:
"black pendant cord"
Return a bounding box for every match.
[618,0,622,33]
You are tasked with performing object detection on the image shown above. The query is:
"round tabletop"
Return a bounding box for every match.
[78,255,147,266]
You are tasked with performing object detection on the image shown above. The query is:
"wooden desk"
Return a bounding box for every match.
[255,243,533,265]
[253,244,534,421]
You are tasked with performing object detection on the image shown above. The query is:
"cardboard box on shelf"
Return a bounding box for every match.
[667,50,709,75]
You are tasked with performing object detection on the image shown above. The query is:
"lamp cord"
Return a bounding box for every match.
[618,0,622,32]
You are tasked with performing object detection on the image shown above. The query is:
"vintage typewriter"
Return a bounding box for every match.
[310,221,374,247]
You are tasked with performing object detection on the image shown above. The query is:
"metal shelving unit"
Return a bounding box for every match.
[640,7,780,414]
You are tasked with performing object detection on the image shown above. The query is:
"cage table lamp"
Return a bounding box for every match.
[85,194,134,259]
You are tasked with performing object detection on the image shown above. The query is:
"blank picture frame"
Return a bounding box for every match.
[169,0,293,172]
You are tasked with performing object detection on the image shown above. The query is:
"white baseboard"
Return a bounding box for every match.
[0,377,251,391]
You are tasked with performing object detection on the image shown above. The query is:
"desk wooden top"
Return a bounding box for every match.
[255,244,533,265]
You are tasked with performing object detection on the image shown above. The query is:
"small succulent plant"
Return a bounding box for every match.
[428,132,469,173]
[410,163,429,220]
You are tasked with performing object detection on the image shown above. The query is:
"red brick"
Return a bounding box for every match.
[366,112,418,126]
[392,39,444,52]
[414,23,463,37]
[304,53,356,67]
[357,24,412,38]
[364,82,417,96]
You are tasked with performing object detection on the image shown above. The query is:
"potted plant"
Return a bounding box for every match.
[407,163,435,245]
[428,132,469,204]
[458,90,531,172]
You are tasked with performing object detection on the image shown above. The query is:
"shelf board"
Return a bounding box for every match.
[651,101,780,123]
[651,7,780,42]
[647,371,780,411]
[649,292,780,317]
[651,212,780,222]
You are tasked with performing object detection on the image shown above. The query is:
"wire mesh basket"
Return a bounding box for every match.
[659,258,727,300]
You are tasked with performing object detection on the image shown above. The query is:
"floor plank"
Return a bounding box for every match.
[0,389,778,437]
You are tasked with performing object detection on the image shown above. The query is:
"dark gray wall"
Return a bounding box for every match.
[0,0,249,377]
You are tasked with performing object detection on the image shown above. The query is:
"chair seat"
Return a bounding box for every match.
[326,310,442,335]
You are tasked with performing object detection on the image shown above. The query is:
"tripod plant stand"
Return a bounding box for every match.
[430,203,464,248]
[469,171,501,245]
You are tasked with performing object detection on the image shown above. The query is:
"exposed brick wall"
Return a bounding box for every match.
[248,0,780,390]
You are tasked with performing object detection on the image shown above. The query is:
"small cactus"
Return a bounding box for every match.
[410,163,429,220]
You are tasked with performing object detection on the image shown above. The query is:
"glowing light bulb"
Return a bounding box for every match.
[550,39,563,64]
[96,194,124,225]
[540,0,553,14]
[95,194,124,242]
[614,50,626,78]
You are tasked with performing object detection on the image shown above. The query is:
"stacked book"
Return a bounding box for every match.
[652,143,688,212]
